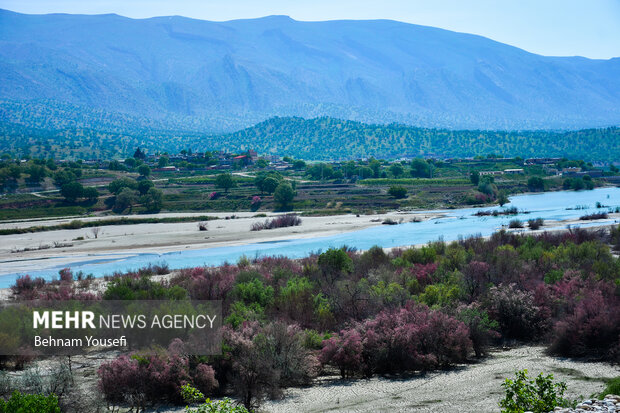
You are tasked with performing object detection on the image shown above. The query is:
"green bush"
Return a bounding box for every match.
[0,391,60,413]
[387,185,407,199]
[181,384,250,413]
[601,376,620,398]
[499,370,569,413]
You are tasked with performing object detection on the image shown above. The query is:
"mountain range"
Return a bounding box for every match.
[1,8,619,133]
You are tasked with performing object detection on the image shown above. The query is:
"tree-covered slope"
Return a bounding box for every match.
[2,116,618,161]
[211,117,620,161]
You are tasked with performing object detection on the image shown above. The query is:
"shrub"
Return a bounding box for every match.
[317,248,353,285]
[11,275,46,299]
[0,391,60,413]
[486,284,544,341]
[172,266,237,301]
[98,344,217,408]
[600,377,620,398]
[388,185,407,199]
[223,322,318,410]
[402,246,436,265]
[580,212,608,220]
[499,369,569,413]
[103,276,187,300]
[181,383,250,413]
[320,329,364,378]
[508,219,524,229]
[548,289,620,361]
[456,304,500,358]
[251,214,301,231]
[527,218,544,230]
[321,303,471,377]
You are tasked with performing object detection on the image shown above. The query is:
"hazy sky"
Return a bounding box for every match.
[2,0,619,59]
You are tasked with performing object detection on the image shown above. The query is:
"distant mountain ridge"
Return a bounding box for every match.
[0,8,619,132]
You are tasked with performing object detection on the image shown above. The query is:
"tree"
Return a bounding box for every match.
[83,187,99,202]
[215,173,236,193]
[157,156,169,168]
[470,171,480,186]
[261,177,280,194]
[137,179,154,195]
[108,177,138,194]
[497,190,509,206]
[307,163,333,180]
[124,157,137,168]
[255,159,269,168]
[133,147,146,160]
[357,166,374,179]
[527,177,545,192]
[293,160,306,170]
[53,170,77,187]
[388,185,407,199]
[273,181,295,210]
[389,163,405,178]
[25,164,46,184]
[141,187,163,213]
[60,182,84,203]
[138,164,151,177]
[317,248,353,284]
[369,159,381,178]
[410,158,430,178]
[254,172,281,194]
[113,188,136,213]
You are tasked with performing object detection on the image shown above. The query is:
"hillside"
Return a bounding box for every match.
[1,9,619,131]
[2,116,618,161]
[207,117,620,161]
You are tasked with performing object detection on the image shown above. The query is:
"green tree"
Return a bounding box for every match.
[108,177,138,194]
[389,163,405,178]
[137,179,154,195]
[113,187,136,213]
[261,177,280,194]
[255,159,269,168]
[307,163,334,180]
[470,171,480,186]
[83,186,99,202]
[53,170,77,187]
[124,157,137,168]
[527,177,545,192]
[293,160,306,170]
[25,164,46,184]
[497,190,509,206]
[388,185,407,199]
[273,181,295,210]
[215,173,236,193]
[60,181,84,203]
[410,158,430,178]
[141,187,164,213]
[157,156,169,168]
[369,159,381,178]
[317,248,353,284]
[138,164,151,177]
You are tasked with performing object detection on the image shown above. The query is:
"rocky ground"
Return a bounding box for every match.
[554,394,620,412]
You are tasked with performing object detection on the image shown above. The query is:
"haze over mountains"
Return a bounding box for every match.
[1,8,619,134]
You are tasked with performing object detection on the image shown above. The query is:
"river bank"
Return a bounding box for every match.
[1,187,618,286]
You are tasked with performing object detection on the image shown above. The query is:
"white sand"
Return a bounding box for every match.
[0,211,444,273]
[263,346,620,413]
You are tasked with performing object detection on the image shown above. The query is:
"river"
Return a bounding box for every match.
[0,187,618,287]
